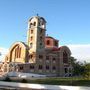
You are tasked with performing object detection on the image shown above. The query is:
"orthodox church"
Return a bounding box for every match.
[1,16,72,77]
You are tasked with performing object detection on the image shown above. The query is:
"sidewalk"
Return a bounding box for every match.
[0,81,90,90]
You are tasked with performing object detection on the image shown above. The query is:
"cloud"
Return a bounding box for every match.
[67,44,90,63]
[0,47,8,62]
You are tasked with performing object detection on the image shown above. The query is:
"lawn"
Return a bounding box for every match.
[24,77,90,86]
[3,77,90,86]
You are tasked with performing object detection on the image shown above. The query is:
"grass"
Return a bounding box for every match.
[27,77,90,86]
[1,77,90,86]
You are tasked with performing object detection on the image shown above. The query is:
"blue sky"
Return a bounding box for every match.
[0,0,90,48]
[0,0,90,62]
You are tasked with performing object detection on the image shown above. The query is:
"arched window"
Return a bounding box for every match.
[46,65,49,70]
[52,66,56,70]
[53,57,56,61]
[38,65,43,69]
[17,46,19,58]
[15,46,21,59]
[15,46,19,58]
[30,36,33,41]
[15,49,17,59]
[47,40,50,45]
[20,66,23,70]
[55,41,58,47]
[30,23,33,25]
[63,51,68,63]
[30,23,33,28]
[52,57,56,63]
[31,30,33,34]
[19,48,21,58]
[34,22,36,26]
[39,55,43,59]
[30,65,34,69]
[40,29,43,34]
[30,54,33,59]
[64,68,68,73]
[40,43,42,48]
[40,36,42,41]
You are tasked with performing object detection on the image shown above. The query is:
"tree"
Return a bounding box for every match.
[70,57,85,76]
[83,63,90,79]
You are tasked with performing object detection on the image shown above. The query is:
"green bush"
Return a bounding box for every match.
[21,79,28,83]
[4,76,11,82]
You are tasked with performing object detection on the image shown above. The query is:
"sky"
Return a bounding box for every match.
[0,0,90,62]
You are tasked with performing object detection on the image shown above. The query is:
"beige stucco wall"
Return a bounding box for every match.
[6,42,28,63]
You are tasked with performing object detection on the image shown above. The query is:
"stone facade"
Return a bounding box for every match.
[1,16,72,77]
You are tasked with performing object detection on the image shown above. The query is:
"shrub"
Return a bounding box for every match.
[21,79,28,83]
[4,76,11,82]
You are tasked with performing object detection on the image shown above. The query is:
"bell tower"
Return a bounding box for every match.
[27,16,46,63]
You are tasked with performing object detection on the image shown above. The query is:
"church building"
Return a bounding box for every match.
[1,16,72,77]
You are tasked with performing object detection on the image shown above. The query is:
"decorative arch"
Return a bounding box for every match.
[60,46,71,63]
[9,42,27,63]
[63,50,68,63]
[60,46,71,56]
